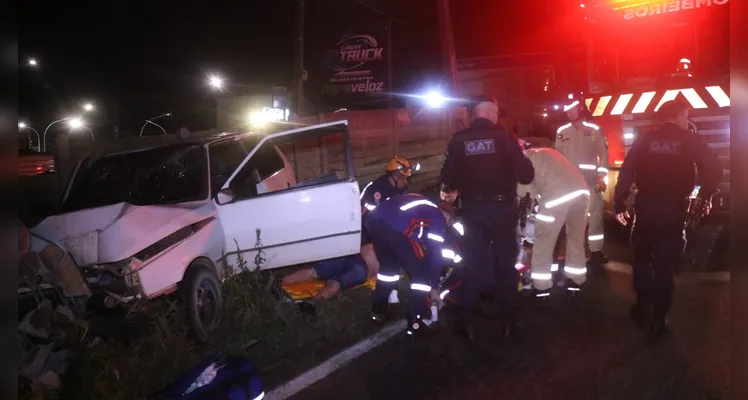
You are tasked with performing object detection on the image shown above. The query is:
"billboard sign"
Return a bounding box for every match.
[303,2,389,113]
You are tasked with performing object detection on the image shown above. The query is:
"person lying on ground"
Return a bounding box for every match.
[280,254,369,300]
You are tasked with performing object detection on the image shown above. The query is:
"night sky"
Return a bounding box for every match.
[19,0,579,137]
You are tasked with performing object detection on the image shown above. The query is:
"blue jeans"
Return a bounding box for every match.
[313,255,368,291]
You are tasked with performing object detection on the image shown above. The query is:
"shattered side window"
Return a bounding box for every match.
[62,144,208,213]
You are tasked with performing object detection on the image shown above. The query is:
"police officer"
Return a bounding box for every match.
[614,99,722,338]
[359,156,417,277]
[441,95,535,339]
[367,194,463,337]
[516,145,590,297]
[555,97,610,267]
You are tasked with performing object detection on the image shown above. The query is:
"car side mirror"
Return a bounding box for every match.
[215,188,235,205]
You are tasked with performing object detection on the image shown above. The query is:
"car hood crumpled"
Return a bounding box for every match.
[30,201,217,266]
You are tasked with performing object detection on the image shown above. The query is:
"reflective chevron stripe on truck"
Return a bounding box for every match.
[590,84,731,216]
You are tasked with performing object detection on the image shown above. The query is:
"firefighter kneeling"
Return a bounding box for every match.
[518,143,590,297]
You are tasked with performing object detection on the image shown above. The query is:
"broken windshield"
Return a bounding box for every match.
[62,144,209,213]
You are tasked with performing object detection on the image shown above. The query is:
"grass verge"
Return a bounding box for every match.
[59,266,381,399]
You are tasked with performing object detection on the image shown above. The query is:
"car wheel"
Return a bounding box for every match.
[182,265,222,342]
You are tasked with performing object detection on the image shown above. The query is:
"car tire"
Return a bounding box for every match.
[181,264,222,343]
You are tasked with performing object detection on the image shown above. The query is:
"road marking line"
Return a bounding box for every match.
[266,319,406,399]
[605,261,730,283]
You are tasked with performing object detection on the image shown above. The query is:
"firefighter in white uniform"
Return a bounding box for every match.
[555,98,609,267]
[517,146,590,296]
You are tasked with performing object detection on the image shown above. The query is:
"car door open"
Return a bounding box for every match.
[216,120,362,271]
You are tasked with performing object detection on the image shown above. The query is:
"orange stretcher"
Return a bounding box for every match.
[281,276,380,301]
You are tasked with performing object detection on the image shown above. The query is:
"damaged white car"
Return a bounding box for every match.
[29,121,362,340]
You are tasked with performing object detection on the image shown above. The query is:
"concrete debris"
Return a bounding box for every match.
[20,344,52,380]
[20,301,54,339]
[40,244,91,297]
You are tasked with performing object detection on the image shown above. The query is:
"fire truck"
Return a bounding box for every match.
[575,0,731,219]
[559,0,731,269]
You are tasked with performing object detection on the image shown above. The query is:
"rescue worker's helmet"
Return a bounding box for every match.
[563,93,592,121]
[386,156,420,177]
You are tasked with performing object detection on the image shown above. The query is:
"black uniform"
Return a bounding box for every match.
[614,122,722,323]
[440,117,535,332]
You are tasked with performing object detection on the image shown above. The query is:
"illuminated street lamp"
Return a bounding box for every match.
[140,113,172,136]
[42,116,82,152]
[68,117,84,129]
[28,58,38,67]
[83,103,95,112]
[19,122,41,152]
[208,74,225,91]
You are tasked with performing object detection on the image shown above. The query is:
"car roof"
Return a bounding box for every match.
[99,131,263,158]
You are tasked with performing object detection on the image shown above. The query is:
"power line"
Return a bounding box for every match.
[354,0,414,28]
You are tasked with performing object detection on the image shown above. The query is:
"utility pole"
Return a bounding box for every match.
[436,0,460,97]
[294,0,306,117]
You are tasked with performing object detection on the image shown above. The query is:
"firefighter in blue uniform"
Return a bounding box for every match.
[440,95,535,339]
[358,156,418,291]
[614,99,722,338]
[360,156,416,213]
[367,194,463,337]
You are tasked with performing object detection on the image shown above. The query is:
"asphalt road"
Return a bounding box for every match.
[290,221,730,400]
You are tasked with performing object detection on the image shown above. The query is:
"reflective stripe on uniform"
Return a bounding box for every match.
[579,164,597,170]
[545,189,591,209]
[440,290,450,299]
[364,203,376,211]
[564,266,587,275]
[410,283,432,292]
[427,233,444,242]
[582,121,600,130]
[588,234,604,241]
[400,199,438,211]
[442,249,456,259]
[556,123,572,134]
[452,222,465,235]
[535,214,555,222]
[377,274,400,282]
[531,272,553,281]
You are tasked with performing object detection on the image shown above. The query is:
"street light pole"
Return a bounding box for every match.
[79,127,95,141]
[140,113,171,136]
[42,117,71,152]
[19,123,41,152]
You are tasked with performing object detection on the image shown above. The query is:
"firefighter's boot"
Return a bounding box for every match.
[406,315,433,339]
[370,301,390,325]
